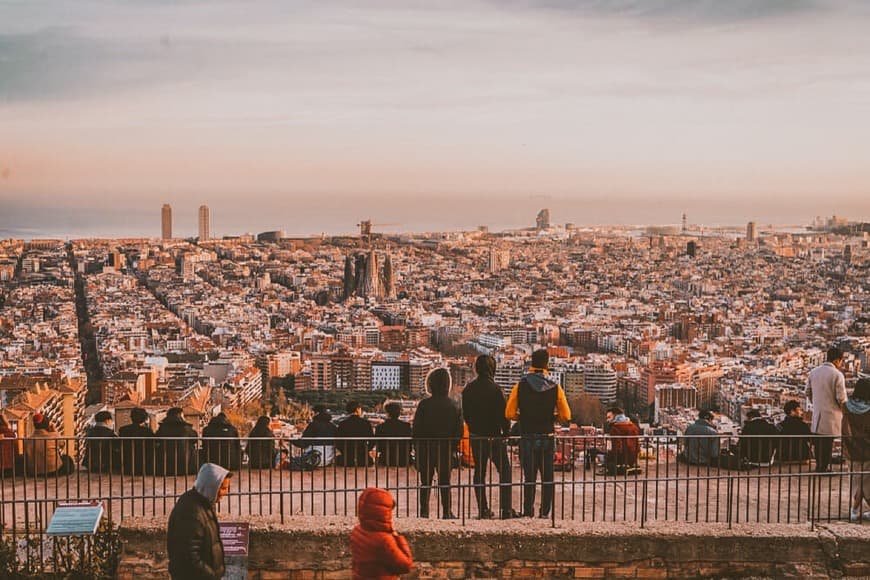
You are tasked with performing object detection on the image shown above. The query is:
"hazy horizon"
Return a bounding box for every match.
[1,194,865,240]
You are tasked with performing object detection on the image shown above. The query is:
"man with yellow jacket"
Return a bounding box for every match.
[505,349,571,518]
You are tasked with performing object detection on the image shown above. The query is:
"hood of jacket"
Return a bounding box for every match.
[521,371,559,393]
[357,487,394,533]
[194,463,230,504]
[847,399,870,415]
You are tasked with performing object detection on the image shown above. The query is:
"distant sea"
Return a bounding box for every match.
[1,195,866,240]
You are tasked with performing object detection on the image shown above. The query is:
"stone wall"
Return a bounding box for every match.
[118,517,870,579]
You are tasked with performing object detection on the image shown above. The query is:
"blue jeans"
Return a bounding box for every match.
[520,435,555,516]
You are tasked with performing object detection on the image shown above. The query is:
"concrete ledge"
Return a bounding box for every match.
[118,516,870,579]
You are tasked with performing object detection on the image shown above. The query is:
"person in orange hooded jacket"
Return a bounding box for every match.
[350,487,413,579]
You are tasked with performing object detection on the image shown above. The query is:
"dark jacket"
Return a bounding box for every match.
[412,394,463,468]
[842,399,870,462]
[739,418,779,463]
[375,418,412,467]
[84,424,119,473]
[202,416,241,470]
[294,413,338,447]
[777,415,812,462]
[157,416,199,476]
[462,375,509,437]
[167,464,229,580]
[336,415,374,467]
[118,423,155,475]
[246,423,275,469]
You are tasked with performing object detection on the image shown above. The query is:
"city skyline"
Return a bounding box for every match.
[1,0,870,221]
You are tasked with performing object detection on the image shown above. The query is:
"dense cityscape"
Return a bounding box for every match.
[1,206,869,444]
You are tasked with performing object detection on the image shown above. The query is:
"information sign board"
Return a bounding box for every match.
[46,502,104,536]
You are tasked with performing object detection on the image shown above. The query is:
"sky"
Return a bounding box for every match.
[1,0,869,237]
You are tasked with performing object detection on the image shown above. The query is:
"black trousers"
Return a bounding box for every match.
[470,435,513,516]
[814,436,834,473]
[416,443,452,517]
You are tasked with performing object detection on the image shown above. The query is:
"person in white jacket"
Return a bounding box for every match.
[806,347,848,473]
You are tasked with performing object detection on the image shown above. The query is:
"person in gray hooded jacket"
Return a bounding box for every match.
[167,463,232,580]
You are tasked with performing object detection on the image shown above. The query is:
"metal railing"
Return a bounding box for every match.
[1,433,867,555]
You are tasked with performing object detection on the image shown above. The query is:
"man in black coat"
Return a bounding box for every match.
[739,409,780,465]
[335,401,374,467]
[84,411,119,473]
[413,368,463,519]
[462,355,516,519]
[119,407,155,475]
[202,412,241,470]
[375,402,412,467]
[157,407,199,476]
[167,463,231,580]
[778,400,812,462]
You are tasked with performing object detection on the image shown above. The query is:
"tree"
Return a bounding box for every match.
[568,394,605,427]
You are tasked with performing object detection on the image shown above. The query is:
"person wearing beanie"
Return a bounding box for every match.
[350,487,413,579]
[505,349,571,518]
[462,355,516,519]
[412,368,463,518]
[23,413,67,476]
[167,463,232,580]
[119,407,155,475]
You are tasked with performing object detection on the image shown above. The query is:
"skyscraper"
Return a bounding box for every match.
[747,221,757,242]
[198,205,210,241]
[161,204,172,240]
[536,208,550,231]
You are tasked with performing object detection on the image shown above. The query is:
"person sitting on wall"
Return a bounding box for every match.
[777,401,812,464]
[336,402,374,467]
[376,402,412,467]
[292,404,338,467]
[603,407,641,476]
[202,412,242,471]
[119,407,155,476]
[156,407,199,476]
[23,413,74,477]
[83,410,120,473]
[719,410,779,470]
[678,410,720,466]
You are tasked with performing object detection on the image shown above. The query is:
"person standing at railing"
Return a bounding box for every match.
[202,412,241,471]
[247,415,276,469]
[842,377,870,522]
[413,368,463,519]
[0,415,18,477]
[83,410,120,473]
[167,462,232,580]
[678,410,720,466]
[505,349,571,519]
[156,407,199,476]
[376,402,412,467]
[806,347,848,473]
[119,407,155,475]
[462,354,517,520]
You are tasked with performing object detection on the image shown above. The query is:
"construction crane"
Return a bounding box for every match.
[357,220,399,244]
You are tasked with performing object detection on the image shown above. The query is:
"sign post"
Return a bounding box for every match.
[220,522,250,580]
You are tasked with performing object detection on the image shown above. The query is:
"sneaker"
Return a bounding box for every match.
[850,508,870,522]
[500,509,521,520]
[442,512,458,520]
[478,509,494,520]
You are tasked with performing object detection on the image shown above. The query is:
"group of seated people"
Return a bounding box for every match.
[680,402,813,469]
